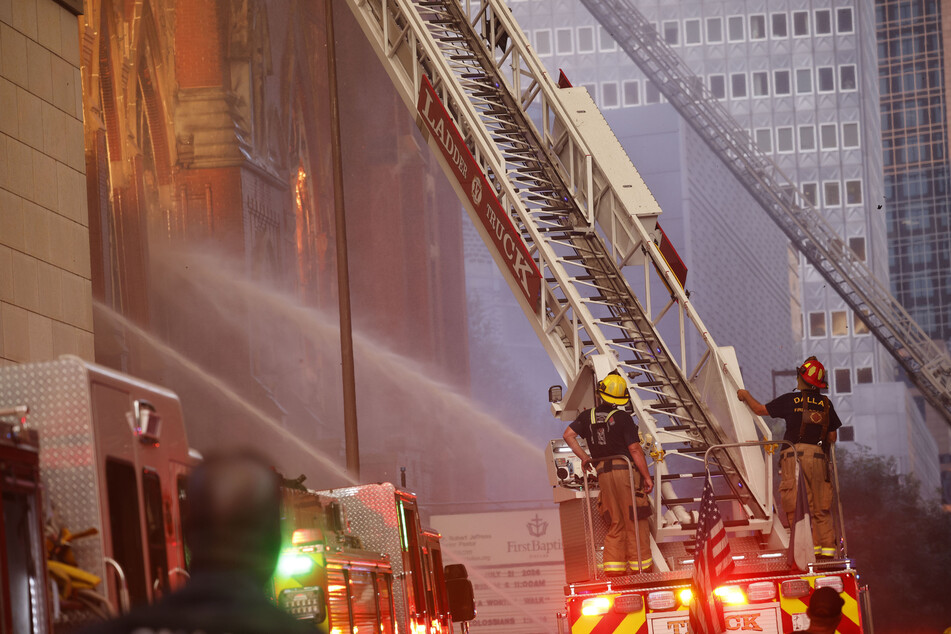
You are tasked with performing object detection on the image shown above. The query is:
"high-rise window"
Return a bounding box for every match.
[818,67,835,92]
[793,11,809,36]
[837,7,853,34]
[731,73,747,98]
[777,127,794,153]
[832,311,849,336]
[598,26,617,51]
[556,28,573,54]
[663,21,679,45]
[534,30,553,56]
[685,19,701,44]
[849,236,866,261]
[752,71,769,96]
[809,312,827,337]
[749,15,766,40]
[853,311,870,335]
[796,68,813,93]
[834,368,852,394]
[857,367,873,384]
[802,182,818,206]
[707,17,723,43]
[772,13,787,38]
[728,16,744,42]
[801,183,819,207]
[842,122,860,148]
[774,70,791,95]
[815,9,832,35]
[755,128,772,152]
[840,65,857,91]
[799,125,817,151]
[824,181,841,206]
[645,80,661,104]
[820,123,838,149]
[577,26,595,53]
[602,82,619,108]
[846,180,863,205]
[709,74,726,99]
[623,80,640,106]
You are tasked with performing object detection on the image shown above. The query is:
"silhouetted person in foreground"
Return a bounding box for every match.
[790,586,845,633]
[83,450,312,634]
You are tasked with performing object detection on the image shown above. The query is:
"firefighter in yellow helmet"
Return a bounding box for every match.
[563,373,654,576]
[737,357,842,560]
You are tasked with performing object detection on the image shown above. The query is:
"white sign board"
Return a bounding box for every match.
[431,509,564,633]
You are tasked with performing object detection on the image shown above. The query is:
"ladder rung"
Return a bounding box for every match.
[674,445,707,454]
[664,494,737,505]
[663,471,723,480]
[681,519,751,532]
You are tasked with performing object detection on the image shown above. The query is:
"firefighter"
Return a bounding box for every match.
[563,373,654,576]
[791,586,845,633]
[737,356,842,560]
[81,450,314,634]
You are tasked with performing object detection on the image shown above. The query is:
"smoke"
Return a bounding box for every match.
[102,243,551,506]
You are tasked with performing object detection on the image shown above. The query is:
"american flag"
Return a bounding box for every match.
[689,476,734,634]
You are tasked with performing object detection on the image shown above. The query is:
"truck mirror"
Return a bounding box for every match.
[446,577,476,622]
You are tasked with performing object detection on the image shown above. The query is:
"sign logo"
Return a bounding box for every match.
[526,514,548,538]
[471,177,483,206]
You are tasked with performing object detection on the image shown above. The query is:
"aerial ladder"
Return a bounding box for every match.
[580,0,951,426]
[342,0,788,569]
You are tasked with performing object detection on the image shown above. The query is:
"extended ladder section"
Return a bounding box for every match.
[343,0,784,553]
[581,0,951,425]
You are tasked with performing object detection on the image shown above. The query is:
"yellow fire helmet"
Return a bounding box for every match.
[598,374,630,405]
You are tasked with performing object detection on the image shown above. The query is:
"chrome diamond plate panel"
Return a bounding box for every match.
[0,357,105,626]
[322,483,409,626]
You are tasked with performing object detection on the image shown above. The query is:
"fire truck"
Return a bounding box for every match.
[0,356,474,633]
[272,480,475,633]
[338,0,877,632]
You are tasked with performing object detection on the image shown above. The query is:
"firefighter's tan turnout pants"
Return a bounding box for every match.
[597,459,651,574]
[780,444,836,558]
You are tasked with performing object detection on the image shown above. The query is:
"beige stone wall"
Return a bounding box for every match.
[0,0,92,365]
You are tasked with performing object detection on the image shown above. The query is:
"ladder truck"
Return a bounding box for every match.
[341,0,872,631]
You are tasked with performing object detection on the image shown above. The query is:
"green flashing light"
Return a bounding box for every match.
[277,552,314,577]
[398,500,409,552]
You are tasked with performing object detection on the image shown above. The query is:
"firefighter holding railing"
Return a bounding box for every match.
[563,373,655,576]
[737,357,842,560]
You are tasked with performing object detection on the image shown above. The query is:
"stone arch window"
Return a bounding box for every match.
[290,93,329,301]
[132,12,178,241]
[250,2,271,156]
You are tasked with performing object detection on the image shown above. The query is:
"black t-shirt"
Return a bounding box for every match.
[766,390,842,445]
[569,403,639,460]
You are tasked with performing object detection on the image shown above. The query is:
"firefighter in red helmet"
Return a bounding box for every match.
[737,357,842,560]
[563,373,654,576]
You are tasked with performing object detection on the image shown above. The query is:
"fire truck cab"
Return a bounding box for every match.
[0,355,193,631]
